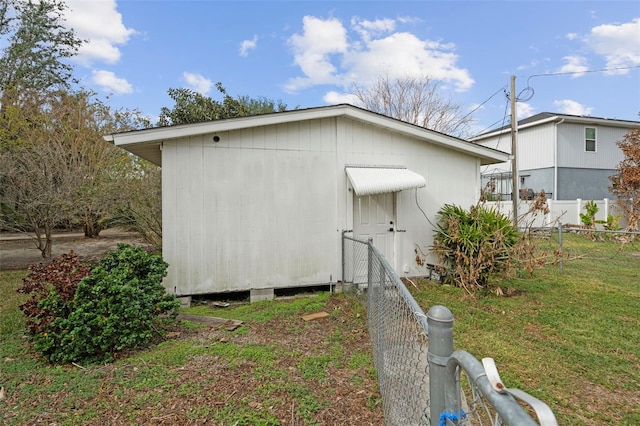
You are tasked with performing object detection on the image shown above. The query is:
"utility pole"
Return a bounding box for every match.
[510,75,518,227]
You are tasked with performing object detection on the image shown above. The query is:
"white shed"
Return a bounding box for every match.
[106,104,508,299]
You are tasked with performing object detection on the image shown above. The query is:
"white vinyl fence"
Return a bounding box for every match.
[486,198,628,229]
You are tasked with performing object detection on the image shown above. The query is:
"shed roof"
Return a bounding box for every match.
[105,104,509,166]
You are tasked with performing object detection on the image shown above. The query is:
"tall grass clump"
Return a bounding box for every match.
[432,204,520,294]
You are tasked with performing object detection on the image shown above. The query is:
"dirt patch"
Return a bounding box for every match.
[0,228,149,270]
[1,231,385,424]
[3,296,384,425]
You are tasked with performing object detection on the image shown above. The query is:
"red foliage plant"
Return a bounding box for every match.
[610,125,640,232]
[17,252,91,335]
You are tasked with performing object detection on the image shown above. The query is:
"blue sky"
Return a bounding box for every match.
[62,0,640,134]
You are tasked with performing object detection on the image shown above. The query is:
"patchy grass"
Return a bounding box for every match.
[0,272,382,425]
[411,233,640,425]
[3,233,637,425]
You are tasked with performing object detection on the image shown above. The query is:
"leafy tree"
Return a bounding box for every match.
[0,89,152,254]
[0,0,83,112]
[113,159,163,250]
[0,1,85,248]
[610,125,640,232]
[158,82,289,126]
[70,94,152,238]
[237,94,288,115]
[579,200,599,229]
[350,74,473,137]
[0,91,80,256]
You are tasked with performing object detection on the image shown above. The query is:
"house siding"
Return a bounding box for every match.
[557,123,627,169]
[474,115,637,201]
[518,123,556,169]
[519,167,554,197]
[557,168,616,200]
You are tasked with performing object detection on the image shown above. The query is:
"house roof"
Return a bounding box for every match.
[471,112,640,141]
[105,104,509,166]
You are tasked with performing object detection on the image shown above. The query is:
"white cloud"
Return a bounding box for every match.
[517,59,539,71]
[285,15,474,95]
[554,99,593,116]
[323,91,358,105]
[584,18,640,73]
[240,35,258,57]
[566,33,578,41]
[558,55,589,77]
[65,0,137,66]
[397,15,422,25]
[183,72,214,94]
[516,102,535,119]
[285,16,348,91]
[345,32,473,91]
[91,70,133,94]
[351,16,395,42]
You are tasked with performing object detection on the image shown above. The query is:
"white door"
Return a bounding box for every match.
[353,192,395,262]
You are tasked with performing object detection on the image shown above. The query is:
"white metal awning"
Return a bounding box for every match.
[345,166,426,197]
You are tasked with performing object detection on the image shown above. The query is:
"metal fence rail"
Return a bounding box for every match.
[342,235,557,426]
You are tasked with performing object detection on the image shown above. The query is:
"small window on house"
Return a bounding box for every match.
[585,127,596,152]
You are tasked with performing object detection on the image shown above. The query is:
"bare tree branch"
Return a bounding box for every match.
[350,74,473,138]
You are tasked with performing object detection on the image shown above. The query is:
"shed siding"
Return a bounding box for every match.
[337,117,480,277]
[164,116,483,295]
[163,119,338,295]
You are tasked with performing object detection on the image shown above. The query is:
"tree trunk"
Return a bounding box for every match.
[83,212,102,238]
[39,226,53,258]
[83,221,102,238]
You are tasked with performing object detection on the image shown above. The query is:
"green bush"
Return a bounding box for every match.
[579,200,599,229]
[30,244,180,363]
[431,204,520,294]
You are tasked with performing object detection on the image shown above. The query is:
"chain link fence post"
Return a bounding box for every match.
[427,305,456,426]
[558,222,563,273]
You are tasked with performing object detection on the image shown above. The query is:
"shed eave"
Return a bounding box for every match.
[106,104,510,166]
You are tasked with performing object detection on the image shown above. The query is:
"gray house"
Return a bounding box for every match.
[471,113,640,201]
[106,104,508,300]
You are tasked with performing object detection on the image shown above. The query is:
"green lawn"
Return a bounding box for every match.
[411,232,640,425]
[1,233,638,425]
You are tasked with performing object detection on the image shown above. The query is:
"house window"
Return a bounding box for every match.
[585,127,596,152]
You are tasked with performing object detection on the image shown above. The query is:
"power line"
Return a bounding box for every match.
[460,86,507,122]
[474,64,640,137]
[526,64,640,86]
[475,96,510,137]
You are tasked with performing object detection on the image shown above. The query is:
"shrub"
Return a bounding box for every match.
[579,200,599,229]
[17,252,91,335]
[431,204,520,294]
[24,244,180,363]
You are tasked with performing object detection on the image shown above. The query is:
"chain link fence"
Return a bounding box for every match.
[342,234,557,426]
